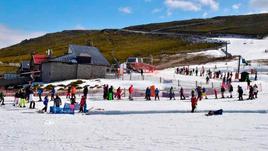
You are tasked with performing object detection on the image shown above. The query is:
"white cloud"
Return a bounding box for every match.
[152,8,162,13]
[199,0,219,11]
[202,12,208,18]
[118,7,132,14]
[164,0,201,12]
[232,3,241,10]
[74,24,86,30]
[0,24,45,49]
[250,0,268,11]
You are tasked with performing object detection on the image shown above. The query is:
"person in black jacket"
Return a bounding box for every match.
[238,86,243,101]
[229,84,233,98]
[83,86,88,98]
[54,95,62,107]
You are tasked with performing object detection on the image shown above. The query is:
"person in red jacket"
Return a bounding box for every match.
[79,96,86,113]
[116,87,122,100]
[129,85,134,101]
[71,86,77,99]
[191,96,198,113]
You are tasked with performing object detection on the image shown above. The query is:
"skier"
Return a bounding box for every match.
[180,87,185,100]
[0,91,4,105]
[229,84,233,98]
[129,85,134,101]
[221,85,225,98]
[79,96,86,113]
[238,85,243,101]
[41,95,49,112]
[83,86,88,98]
[145,87,151,101]
[169,87,175,100]
[155,88,160,100]
[191,95,198,113]
[253,84,258,98]
[116,87,122,100]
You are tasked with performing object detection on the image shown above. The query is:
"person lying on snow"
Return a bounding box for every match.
[205,109,223,116]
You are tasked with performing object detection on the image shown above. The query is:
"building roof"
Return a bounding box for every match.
[33,54,48,65]
[68,44,110,66]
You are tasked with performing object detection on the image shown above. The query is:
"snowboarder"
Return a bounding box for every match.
[129,85,134,101]
[169,87,175,100]
[238,85,243,101]
[229,84,233,98]
[180,87,185,100]
[191,96,198,113]
[155,88,160,100]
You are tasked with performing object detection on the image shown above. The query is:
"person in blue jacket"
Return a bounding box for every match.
[41,95,49,112]
[37,87,43,102]
[145,87,151,100]
[155,88,160,100]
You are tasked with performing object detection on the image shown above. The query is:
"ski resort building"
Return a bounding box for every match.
[41,45,110,83]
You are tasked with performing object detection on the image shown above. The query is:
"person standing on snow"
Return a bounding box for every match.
[155,88,160,100]
[116,87,122,100]
[229,84,233,98]
[41,95,49,112]
[129,85,134,101]
[145,87,151,101]
[29,89,35,109]
[108,86,114,100]
[169,87,175,100]
[37,87,43,102]
[0,91,5,105]
[71,86,77,99]
[103,84,109,100]
[248,85,254,100]
[202,87,208,99]
[83,86,88,99]
[180,87,185,100]
[66,86,71,99]
[50,86,56,101]
[253,84,258,98]
[214,88,218,99]
[79,96,86,113]
[221,85,225,98]
[191,95,198,113]
[238,86,243,101]
[54,95,62,108]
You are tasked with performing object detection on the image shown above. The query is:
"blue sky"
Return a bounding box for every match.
[0,0,267,48]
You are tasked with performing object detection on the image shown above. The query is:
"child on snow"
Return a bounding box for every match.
[29,90,35,109]
[79,96,86,113]
[116,87,122,100]
[191,96,198,113]
[169,87,175,100]
[129,85,134,101]
[42,95,49,112]
[155,88,160,100]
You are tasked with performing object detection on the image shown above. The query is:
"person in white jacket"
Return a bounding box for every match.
[29,89,35,109]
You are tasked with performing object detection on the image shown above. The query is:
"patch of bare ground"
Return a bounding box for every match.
[155,54,235,70]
